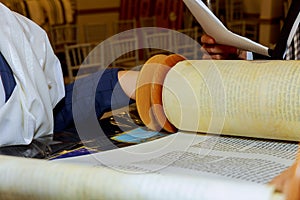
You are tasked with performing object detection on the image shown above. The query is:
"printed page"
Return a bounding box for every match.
[163,60,300,141]
[56,132,297,184]
[183,0,270,56]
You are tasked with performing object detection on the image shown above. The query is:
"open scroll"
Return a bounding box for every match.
[1,57,299,200]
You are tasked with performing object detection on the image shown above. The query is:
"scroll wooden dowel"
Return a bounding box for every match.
[136,54,185,132]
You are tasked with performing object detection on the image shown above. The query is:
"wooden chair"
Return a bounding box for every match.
[225,0,258,41]
[64,43,102,83]
[173,27,200,59]
[142,30,173,59]
[49,24,78,54]
[109,36,140,69]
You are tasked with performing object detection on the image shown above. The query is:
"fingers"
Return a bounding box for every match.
[201,34,216,44]
[201,44,237,57]
[200,34,240,60]
[270,162,300,200]
[269,165,294,192]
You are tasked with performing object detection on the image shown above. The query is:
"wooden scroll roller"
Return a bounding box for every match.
[136,54,186,133]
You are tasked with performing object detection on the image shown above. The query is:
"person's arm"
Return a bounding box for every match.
[118,70,138,100]
[200,34,247,60]
[54,69,139,133]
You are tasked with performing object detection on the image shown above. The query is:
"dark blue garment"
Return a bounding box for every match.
[53,68,133,134]
[0,52,16,101]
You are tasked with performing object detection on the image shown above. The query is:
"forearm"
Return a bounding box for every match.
[53,69,136,133]
[118,70,138,100]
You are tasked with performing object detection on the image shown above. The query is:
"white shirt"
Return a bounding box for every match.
[0,3,65,147]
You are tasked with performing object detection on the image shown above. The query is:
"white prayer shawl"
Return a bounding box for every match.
[0,3,65,146]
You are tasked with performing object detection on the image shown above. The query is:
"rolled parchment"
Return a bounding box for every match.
[164,59,300,141]
[137,56,300,141]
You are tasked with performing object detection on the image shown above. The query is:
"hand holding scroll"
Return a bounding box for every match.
[200,34,247,60]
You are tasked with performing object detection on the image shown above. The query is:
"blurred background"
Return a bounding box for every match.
[0,0,291,82]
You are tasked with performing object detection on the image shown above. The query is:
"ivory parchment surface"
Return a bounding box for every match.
[163,60,300,141]
[0,154,277,200]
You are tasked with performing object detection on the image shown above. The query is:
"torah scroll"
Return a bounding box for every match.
[136,55,300,141]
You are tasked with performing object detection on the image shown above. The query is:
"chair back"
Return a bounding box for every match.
[225,0,244,22]
[142,30,172,59]
[225,0,258,41]
[49,24,78,54]
[174,27,200,59]
[109,36,140,69]
[65,43,102,82]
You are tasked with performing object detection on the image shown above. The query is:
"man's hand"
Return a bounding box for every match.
[200,34,247,60]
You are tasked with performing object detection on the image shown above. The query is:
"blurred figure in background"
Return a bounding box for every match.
[201,0,300,61]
